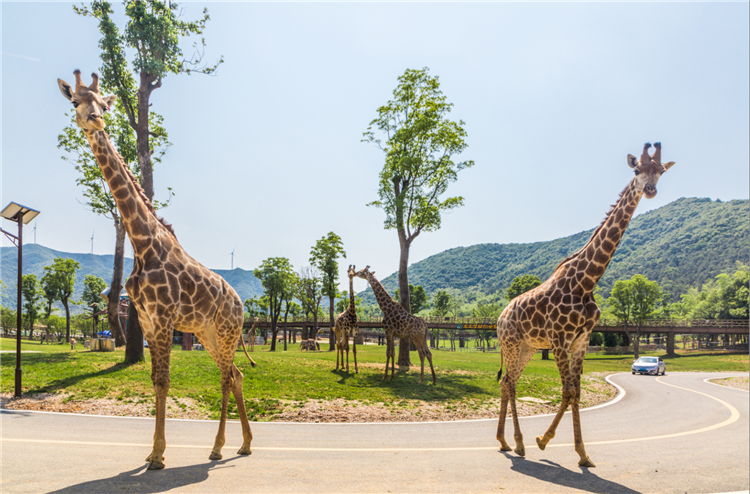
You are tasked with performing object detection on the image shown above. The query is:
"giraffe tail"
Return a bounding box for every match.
[496,347,504,382]
[239,319,258,368]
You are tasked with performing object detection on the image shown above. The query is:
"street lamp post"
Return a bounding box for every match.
[1,202,41,398]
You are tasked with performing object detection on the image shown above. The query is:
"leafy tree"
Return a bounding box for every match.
[685,263,749,320]
[296,267,324,343]
[394,284,430,315]
[607,274,663,358]
[41,258,82,343]
[309,232,346,351]
[40,271,60,321]
[81,275,110,340]
[506,275,542,301]
[74,0,222,364]
[21,274,44,339]
[602,332,620,348]
[431,290,451,319]
[335,289,361,314]
[254,258,295,351]
[363,67,473,366]
[244,296,269,319]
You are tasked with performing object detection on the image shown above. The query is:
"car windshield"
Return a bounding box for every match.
[637,357,658,363]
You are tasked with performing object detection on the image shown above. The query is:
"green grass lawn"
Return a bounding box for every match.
[2,337,747,420]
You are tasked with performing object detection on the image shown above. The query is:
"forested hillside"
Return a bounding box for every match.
[0,244,263,314]
[360,198,749,304]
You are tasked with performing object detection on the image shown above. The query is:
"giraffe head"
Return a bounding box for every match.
[347,265,357,279]
[57,70,117,132]
[626,142,675,199]
[353,265,373,281]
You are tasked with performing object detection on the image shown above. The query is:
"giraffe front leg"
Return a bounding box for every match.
[345,338,350,373]
[145,336,171,470]
[353,338,358,374]
[383,336,394,381]
[536,347,573,452]
[570,338,595,467]
[210,369,233,460]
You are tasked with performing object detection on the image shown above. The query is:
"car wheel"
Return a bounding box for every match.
[632,371,635,374]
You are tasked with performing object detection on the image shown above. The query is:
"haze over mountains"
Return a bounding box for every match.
[2,197,747,314]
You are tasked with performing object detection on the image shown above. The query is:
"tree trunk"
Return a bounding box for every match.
[541,349,550,360]
[397,231,412,367]
[633,324,641,359]
[62,298,71,342]
[123,72,157,363]
[328,295,335,351]
[108,218,127,347]
[124,302,145,363]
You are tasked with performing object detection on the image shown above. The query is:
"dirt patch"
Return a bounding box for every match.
[709,377,749,391]
[0,393,211,420]
[1,375,617,423]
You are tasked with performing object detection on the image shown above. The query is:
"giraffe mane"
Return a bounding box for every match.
[552,181,631,272]
[108,137,177,238]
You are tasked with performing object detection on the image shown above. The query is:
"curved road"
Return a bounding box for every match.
[2,372,748,493]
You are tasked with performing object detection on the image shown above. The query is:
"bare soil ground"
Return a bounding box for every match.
[709,376,749,391]
[0,374,616,422]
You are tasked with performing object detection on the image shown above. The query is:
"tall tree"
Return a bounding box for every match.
[21,274,43,340]
[42,258,82,343]
[309,232,346,351]
[74,0,222,364]
[363,67,473,366]
[607,274,663,358]
[296,267,324,342]
[254,258,295,351]
[81,275,109,339]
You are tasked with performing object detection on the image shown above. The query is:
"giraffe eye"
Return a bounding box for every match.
[72,101,80,108]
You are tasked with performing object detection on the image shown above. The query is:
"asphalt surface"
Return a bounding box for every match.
[1,372,748,494]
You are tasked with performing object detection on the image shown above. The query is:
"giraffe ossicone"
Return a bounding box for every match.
[58,71,257,470]
[495,142,675,468]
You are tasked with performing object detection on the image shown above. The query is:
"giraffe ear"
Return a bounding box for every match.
[663,161,675,172]
[58,79,74,101]
[103,94,117,108]
[627,154,639,169]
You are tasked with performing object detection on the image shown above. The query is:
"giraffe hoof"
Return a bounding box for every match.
[499,444,512,452]
[237,447,252,455]
[209,452,223,461]
[514,446,526,457]
[147,460,165,470]
[536,436,547,451]
[579,457,596,468]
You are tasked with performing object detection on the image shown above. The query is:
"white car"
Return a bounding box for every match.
[632,356,666,375]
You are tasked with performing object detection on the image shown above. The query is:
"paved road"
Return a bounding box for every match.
[2,372,748,494]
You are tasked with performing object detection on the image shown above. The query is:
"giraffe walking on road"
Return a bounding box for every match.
[58,71,256,470]
[495,143,675,467]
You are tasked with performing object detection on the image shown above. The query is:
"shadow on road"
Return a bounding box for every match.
[47,457,241,494]
[501,454,640,494]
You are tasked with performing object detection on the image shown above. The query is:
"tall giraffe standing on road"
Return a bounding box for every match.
[334,265,359,373]
[58,71,256,470]
[495,143,675,467]
[354,266,436,384]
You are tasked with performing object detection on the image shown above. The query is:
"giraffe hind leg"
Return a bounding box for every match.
[231,364,253,455]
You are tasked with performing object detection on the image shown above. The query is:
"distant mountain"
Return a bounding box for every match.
[359,198,749,304]
[0,244,263,314]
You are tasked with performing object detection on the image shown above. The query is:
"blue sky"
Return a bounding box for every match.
[2,1,748,294]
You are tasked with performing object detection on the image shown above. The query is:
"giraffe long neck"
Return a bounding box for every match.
[562,178,643,293]
[367,274,400,314]
[83,129,158,253]
[348,276,356,313]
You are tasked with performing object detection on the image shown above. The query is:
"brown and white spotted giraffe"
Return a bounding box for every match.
[334,265,359,373]
[57,71,257,470]
[495,142,675,467]
[354,266,436,384]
